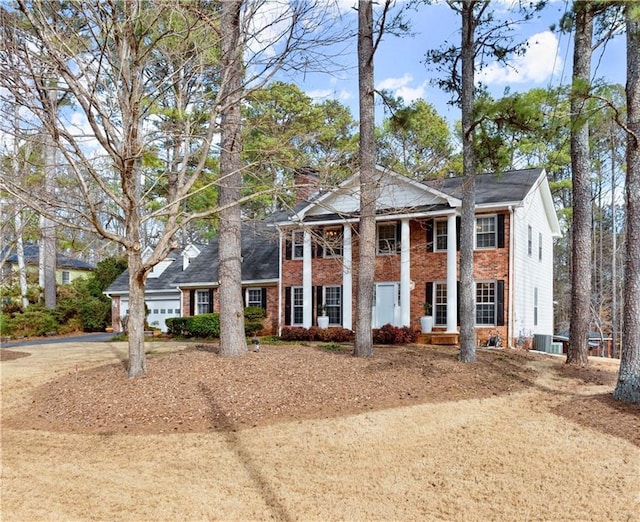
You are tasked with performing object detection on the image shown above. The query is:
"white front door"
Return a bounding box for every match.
[375,283,398,328]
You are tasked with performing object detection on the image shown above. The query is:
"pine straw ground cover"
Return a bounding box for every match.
[1,340,639,521]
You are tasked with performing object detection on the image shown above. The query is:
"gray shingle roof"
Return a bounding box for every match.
[2,243,96,270]
[105,221,280,294]
[425,168,543,205]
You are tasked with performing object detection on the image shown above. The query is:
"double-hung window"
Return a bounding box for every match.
[475,282,496,325]
[246,288,263,309]
[377,222,397,254]
[538,232,542,261]
[292,230,304,259]
[434,282,448,326]
[323,227,343,258]
[61,271,70,284]
[324,286,342,325]
[476,216,497,249]
[292,287,304,325]
[435,220,448,251]
[196,289,210,315]
[528,225,533,256]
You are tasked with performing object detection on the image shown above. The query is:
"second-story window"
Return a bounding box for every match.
[476,216,497,249]
[323,227,343,258]
[377,222,398,254]
[435,219,448,251]
[292,230,304,259]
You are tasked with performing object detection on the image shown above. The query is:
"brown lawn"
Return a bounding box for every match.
[1,339,638,521]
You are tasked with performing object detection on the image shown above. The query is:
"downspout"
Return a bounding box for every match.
[508,205,515,347]
[277,228,283,336]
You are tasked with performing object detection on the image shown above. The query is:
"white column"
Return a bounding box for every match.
[303,229,312,328]
[342,224,353,330]
[446,213,458,332]
[400,218,411,327]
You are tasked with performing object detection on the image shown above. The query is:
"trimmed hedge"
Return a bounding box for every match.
[280,326,354,343]
[372,324,417,344]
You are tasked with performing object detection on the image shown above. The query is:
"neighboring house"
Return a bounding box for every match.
[106,167,561,346]
[1,243,95,286]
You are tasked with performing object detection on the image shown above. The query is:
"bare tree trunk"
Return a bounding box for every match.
[458,0,477,363]
[568,2,593,366]
[354,0,375,358]
[14,211,29,309]
[611,130,618,358]
[218,0,247,357]
[126,249,147,377]
[614,7,640,403]
[41,127,57,309]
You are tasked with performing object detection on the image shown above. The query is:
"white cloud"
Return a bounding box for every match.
[478,30,562,85]
[307,89,333,102]
[377,74,426,103]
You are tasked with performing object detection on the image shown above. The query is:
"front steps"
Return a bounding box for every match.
[417,331,459,346]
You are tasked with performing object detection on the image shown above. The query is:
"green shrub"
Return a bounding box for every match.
[166,317,189,336]
[0,313,13,336]
[244,320,264,337]
[244,306,266,320]
[80,297,112,331]
[9,307,58,337]
[187,313,220,338]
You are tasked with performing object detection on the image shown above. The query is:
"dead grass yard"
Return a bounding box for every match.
[1,339,639,522]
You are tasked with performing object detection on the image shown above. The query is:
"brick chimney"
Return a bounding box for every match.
[293,168,320,204]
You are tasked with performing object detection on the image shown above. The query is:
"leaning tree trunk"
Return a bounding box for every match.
[218,0,247,357]
[614,7,640,403]
[458,0,477,363]
[567,2,593,366]
[354,0,375,358]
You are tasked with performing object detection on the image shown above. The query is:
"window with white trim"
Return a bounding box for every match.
[538,232,542,261]
[61,271,70,284]
[196,290,210,315]
[292,287,304,325]
[377,222,397,254]
[534,287,538,326]
[323,227,343,258]
[292,230,304,259]
[324,286,342,325]
[528,225,533,256]
[246,288,263,308]
[434,282,448,326]
[435,220,448,251]
[475,282,496,325]
[476,216,497,249]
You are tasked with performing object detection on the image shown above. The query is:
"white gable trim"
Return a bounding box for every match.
[293,166,460,222]
[524,169,561,238]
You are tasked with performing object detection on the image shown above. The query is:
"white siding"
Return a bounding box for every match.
[512,181,556,339]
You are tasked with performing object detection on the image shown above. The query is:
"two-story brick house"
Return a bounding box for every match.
[273,166,560,346]
[107,167,560,347]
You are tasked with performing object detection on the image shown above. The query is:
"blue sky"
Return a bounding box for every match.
[285,1,627,125]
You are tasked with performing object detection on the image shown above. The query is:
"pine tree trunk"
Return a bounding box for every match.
[614,8,640,403]
[218,0,247,357]
[567,2,593,366]
[458,0,477,362]
[354,0,375,358]
[126,248,147,378]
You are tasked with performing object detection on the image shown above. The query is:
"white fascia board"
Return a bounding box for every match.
[524,169,562,238]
